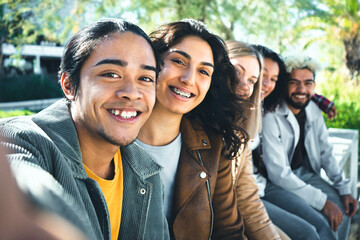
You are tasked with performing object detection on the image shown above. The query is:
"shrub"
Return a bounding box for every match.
[319,71,360,131]
[0,73,62,102]
[0,110,34,118]
[319,70,360,162]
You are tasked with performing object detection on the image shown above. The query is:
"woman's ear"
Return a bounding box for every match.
[60,72,75,101]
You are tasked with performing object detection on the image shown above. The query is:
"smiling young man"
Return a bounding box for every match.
[261,55,357,240]
[0,19,169,240]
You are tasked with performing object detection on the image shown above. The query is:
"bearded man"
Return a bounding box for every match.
[261,55,357,240]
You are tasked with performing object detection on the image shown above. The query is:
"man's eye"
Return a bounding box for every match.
[139,77,154,83]
[102,72,120,78]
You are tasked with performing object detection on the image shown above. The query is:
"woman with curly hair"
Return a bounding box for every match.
[136,20,247,239]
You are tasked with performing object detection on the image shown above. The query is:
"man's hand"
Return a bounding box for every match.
[327,105,337,120]
[0,138,86,240]
[321,199,343,232]
[341,194,358,217]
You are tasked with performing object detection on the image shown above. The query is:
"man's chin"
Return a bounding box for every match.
[285,97,310,110]
[99,130,137,147]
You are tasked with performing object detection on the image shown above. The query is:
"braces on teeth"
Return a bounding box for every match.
[173,87,191,98]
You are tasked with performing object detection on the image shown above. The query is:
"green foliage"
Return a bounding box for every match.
[1,1,66,45]
[319,70,360,160]
[0,109,34,118]
[319,70,360,111]
[324,101,360,130]
[293,0,360,75]
[76,0,295,50]
[0,73,63,102]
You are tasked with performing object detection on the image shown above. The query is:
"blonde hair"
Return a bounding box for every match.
[226,40,263,140]
[284,55,322,78]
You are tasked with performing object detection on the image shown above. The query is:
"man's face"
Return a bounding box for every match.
[285,68,315,110]
[70,32,156,146]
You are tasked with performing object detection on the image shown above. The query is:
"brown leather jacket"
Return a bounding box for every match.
[232,146,281,240]
[171,118,247,240]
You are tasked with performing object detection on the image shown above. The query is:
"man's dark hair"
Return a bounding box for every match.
[59,18,162,98]
[252,44,288,113]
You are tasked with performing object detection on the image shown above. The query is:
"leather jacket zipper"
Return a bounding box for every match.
[196,150,214,240]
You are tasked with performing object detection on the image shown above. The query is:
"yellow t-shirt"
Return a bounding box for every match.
[84,149,123,240]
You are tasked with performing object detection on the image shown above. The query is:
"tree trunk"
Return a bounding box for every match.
[343,34,360,79]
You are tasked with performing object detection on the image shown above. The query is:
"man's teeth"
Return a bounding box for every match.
[110,110,137,119]
[173,87,191,98]
[294,95,306,99]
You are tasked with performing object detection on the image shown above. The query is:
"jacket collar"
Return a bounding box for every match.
[180,117,211,151]
[275,99,317,148]
[121,143,163,179]
[276,99,317,123]
[31,99,87,179]
[172,118,213,213]
[31,99,162,180]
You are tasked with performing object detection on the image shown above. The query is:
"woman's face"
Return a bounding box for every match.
[230,56,260,99]
[155,36,214,115]
[261,58,279,101]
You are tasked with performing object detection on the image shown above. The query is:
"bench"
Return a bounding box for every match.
[322,128,359,198]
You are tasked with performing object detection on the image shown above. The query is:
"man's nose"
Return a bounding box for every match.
[296,82,306,92]
[116,78,142,100]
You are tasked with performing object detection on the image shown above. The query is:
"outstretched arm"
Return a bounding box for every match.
[311,93,337,120]
[0,138,86,240]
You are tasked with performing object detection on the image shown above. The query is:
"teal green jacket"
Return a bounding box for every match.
[0,100,169,240]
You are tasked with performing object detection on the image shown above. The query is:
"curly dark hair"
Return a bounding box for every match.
[150,19,248,159]
[252,44,288,113]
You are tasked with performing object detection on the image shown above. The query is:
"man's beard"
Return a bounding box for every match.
[285,93,311,110]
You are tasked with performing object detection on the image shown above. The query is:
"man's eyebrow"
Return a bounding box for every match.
[93,59,127,67]
[141,64,158,74]
[289,78,314,82]
[170,49,214,68]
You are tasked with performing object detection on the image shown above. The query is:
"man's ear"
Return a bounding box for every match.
[61,73,75,101]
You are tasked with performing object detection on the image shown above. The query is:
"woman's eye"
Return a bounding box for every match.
[139,77,154,83]
[199,69,210,76]
[248,79,255,85]
[171,59,185,66]
[271,78,277,82]
[102,72,120,78]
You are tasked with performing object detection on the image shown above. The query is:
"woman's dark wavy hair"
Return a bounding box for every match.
[59,18,162,99]
[252,45,288,113]
[150,19,248,159]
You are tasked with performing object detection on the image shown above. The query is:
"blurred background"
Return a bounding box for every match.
[1,0,360,238]
[1,0,359,130]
